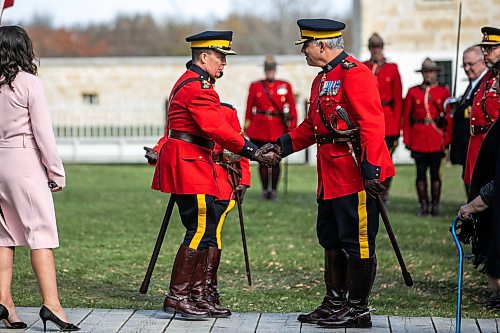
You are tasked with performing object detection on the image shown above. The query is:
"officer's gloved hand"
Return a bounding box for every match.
[363,178,385,198]
[235,184,248,203]
[144,146,158,165]
[252,143,281,167]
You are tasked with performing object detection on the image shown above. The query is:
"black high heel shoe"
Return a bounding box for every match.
[39,305,80,332]
[0,304,28,329]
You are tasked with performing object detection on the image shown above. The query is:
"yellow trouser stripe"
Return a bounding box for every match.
[216,200,236,249]
[189,194,207,250]
[358,191,369,259]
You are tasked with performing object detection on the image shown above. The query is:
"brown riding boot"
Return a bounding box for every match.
[205,247,231,314]
[297,249,348,324]
[191,249,231,318]
[163,245,210,319]
[430,180,441,216]
[416,181,429,217]
[317,256,376,329]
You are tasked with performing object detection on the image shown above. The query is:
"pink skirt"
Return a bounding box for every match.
[0,147,59,249]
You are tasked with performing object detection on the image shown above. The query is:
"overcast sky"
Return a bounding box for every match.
[2,0,352,27]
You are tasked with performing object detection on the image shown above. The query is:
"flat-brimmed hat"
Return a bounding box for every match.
[368,33,384,47]
[477,26,500,47]
[263,55,277,70]
[185,30,236,55]
[415,57,441,72]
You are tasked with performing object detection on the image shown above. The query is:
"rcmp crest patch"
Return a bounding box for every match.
[341,60,356,69]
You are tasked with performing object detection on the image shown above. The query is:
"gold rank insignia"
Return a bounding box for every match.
[201,80,211,89]
[341,60,356,69]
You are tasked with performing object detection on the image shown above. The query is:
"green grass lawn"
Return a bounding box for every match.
[9,163,498,318]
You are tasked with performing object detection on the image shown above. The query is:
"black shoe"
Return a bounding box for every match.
[0,304,27,329]
[297,296,344,324]
[317,303,372,328]
[39,305,80,332]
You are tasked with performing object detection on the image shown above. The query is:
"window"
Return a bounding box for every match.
[435,60,452,90]
[83,93,99,105]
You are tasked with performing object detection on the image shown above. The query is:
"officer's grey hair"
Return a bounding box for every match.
[192,48,215,62]
[463,45,483,59]
[315,36,344,50]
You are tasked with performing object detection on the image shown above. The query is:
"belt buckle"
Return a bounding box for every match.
[470,125,475,136]
[424,118,432,125]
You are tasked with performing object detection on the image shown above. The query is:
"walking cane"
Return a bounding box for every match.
[139,195,175,294]
[283,158,289,196]
[375,196,414,287]
[450,216,464,333]
[228,167,252,286]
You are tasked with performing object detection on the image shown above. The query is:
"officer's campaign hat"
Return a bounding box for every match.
[264,55,277,71]
[477,26,500,47]
[415,57,441,72]
[368,33,384,47]
[295,19,346,45]
[185,30,236,55]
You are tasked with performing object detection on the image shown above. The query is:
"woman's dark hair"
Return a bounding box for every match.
[0,25,38,90]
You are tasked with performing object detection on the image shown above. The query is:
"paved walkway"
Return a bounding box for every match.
[0,307,498,332]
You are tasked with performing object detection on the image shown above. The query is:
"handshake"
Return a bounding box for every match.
[252,143,282,168]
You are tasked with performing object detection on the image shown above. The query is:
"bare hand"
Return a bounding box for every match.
[363,178,385,198]
[458,196,488,220]
[144,146,158,165]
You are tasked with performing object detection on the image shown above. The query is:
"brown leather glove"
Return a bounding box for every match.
[252,144,281,167]
[143,146,158,165]
[234,184,248,203]
[363,178,385,198]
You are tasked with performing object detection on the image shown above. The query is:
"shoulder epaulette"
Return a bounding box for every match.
[201,80,211,89]
[341,60,357,69]
[221,102,236,111]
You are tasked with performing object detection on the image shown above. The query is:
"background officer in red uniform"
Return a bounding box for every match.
[403,58,451,217]
[464,26,500,189]
[278,19,395,329]
[150,31,279,320]
[363,33,403,205]
[244,55,297,200]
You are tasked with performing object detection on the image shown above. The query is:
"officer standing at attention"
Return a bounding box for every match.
[402,58,451,217]
[363,33,403,206]
[244,55,298,200]
[449,46,487,194]
[151,31,280,320]
[463,27,500,191]
[276,19,395,329]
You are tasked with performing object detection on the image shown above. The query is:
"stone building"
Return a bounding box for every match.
[40,0,499,163]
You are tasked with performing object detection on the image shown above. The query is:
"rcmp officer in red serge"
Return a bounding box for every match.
[145,61,251,317]
[402,58,451,217]
[363,33,403,205]
[276,19,395,329]
[463,26,500,190]
[151,31,279,320]
[244,55,298,200]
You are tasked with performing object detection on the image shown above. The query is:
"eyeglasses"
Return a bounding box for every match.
[481,45,500,53]
[461,59,484,68]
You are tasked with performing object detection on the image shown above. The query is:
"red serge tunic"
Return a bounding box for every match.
[152,66,257,196]
[464,70,499,185]
[363,61,403,137]
[402,84,451,153]
[279,52,395,200]
[245,79,297,141]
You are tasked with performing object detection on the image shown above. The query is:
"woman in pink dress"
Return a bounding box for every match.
[0,26,79,331]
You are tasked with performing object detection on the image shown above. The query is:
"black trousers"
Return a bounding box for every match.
[316,191,379,259]
[212,200,236,249]
[411,151,443,182]
[174,194,218,251]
